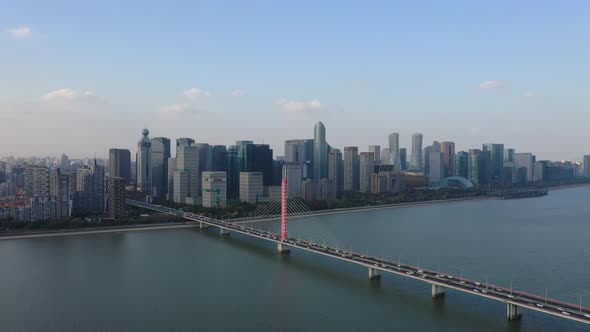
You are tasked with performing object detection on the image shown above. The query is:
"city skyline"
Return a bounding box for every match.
[2,2,590,160]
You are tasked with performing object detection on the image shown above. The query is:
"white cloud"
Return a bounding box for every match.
[183,87,212,100]
[42,88,100,103]
[231,89,246,97]
[159,103,202,116]
[478,80,502,90]
[6,25,32,38]
[277,98,324,114]
[523,90,537,97]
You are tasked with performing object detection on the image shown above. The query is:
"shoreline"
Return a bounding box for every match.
[545,182,590,191]
[292,196,489,217]
[2,183,588,240]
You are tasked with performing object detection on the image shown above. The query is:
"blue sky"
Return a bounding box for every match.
[1,1,589,160]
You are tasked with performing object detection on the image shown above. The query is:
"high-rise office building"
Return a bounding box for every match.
[380,148,391,165]
[410,133,423,171]
[453,151,469,178]
[399,148,407,171]
[195,143,212,177]
[202,172,227,208]
[108,148,131,183]
[468,149,492,187]
[151,137,171,198]
[368,145,380,166]
[284,163,303,196]
[428,152,444,184]
[167,158,176,200]
[504,148,515,162]
[313,121,328,179]
[359,152,375,192]
[174,144,199,204]
[136,128,152,193]
[441,141,455,177]
[106,177,125,219]
[328,149,344,194]
[239,172,263,204]
[483,143,505,181]
[514,153,535,182]
[343,146,359,191]
[584,155,590,177]
[285,139,314,179]
[211,145,228,172]
[24,165,49,197]
[74,161,104,215]
[388,133,402,171]
[226,145,240,198]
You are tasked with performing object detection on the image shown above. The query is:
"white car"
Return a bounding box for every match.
[584,313,590,318]
[507,295,514,299]
[481,290,488,294]
[536,304,544,308]
[562,311,570,316]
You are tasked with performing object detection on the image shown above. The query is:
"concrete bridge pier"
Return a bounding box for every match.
[199,222,209,229]
[507,303,521,320]
[431,284,445,298]
[219,227,229,237]
[277,242,290,254]
[368,267,381,280]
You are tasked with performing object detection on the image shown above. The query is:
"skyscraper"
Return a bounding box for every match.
[399,148,407,170]
[504,148,515,162]
[49,168,72,218]
[167,157,176,200]
[313,121,328,179]
[24,165,49,197]
[239,172,263,204]
[428,152,444,184]
[410,133,423,171]
[136,128,152,193]
[202,172,227,208]
[441,141,456,177]
[453,151,469,178]
[226,145,240,198]
[284,163,303,196]
[91,159,105,214]
[328,149,344,194]
[151,137,171,198]
[108,148,131,183]
[514,153,535,182]
[343,146,359,191]
[380,148,391,165]
[368,145,380,166]
[584,155,590,178]
[174,144,199,204]
[211,145,228,172]
[483,143,505,181]
[388,133,402,171]
[106,177,125,219]
[359,152,375,192]
[285,139,314,179]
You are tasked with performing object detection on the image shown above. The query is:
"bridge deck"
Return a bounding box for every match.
[128,200,590,325]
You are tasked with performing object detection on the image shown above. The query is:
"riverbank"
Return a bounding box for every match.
[0,222,199,240]
[545,182,590,191]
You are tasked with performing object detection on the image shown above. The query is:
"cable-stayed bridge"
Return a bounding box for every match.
[127,180,590,325]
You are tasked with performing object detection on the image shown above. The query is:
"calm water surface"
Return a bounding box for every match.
[1,186,590,331]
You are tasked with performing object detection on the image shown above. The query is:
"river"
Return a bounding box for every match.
[1,186,589,331]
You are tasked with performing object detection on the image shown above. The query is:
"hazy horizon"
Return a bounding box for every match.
[2,1,589,160]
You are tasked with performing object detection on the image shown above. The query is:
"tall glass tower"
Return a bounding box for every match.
[410,133,423,171]
[388,133,402,171]
[136,128,152,193]
[313,121,328,179]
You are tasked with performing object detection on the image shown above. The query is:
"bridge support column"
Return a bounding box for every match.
[277,242,290,254]
[199,222,209,229]
[431,284,445,298]
[220,227,229,237]
[368,267,381,280]
[506,303,521,320]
